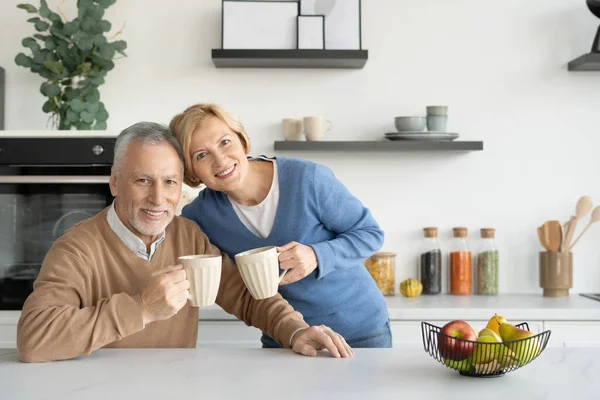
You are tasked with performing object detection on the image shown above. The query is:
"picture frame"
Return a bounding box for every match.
[222,0,300,50]
[297,15,324,49]
[300,0,361,50]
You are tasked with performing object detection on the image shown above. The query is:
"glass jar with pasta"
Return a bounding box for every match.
[364,252,396,296]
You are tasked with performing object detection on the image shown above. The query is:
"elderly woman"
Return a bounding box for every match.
[169,104,391,348]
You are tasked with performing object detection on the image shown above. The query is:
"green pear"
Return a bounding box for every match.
[444,357,472,372]
[498,323,541,365]
[496,345,519,369]
[478,327,500,338]
[468,328,502,365]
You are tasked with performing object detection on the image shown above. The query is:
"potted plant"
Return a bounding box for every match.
[15,0,127,130]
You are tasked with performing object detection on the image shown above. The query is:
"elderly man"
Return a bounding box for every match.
[17,122,353,362]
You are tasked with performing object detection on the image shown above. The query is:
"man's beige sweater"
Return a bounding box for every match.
[17,208,308,362]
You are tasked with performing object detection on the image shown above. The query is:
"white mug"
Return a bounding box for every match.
[303,116,332,141]
[234,246,287,300]
[281,118,303,141]
[177,254,222,307]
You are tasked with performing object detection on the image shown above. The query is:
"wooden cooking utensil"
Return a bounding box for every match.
[537,226,549,251]
[561,216,575,252]
[543,220,562,253]
[569,206,600,251]
[563,196,594,251]
[561,220,568,251]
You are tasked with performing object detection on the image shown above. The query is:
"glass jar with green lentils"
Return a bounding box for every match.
[476,228,499,295]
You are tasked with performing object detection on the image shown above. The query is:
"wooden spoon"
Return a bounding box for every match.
[561,220,568,251]
[563,196,594,250]
[538,226,550,251]
[543,220,562,253]
[561,216,575,252]
[569,206,600,251]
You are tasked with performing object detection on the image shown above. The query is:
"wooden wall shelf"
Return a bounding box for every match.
[274,141,483,152]
[211,49,368,69]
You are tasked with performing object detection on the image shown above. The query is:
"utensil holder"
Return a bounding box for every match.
[539,252,573,297]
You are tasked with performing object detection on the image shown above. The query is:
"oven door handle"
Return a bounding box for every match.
[0,176,110,184]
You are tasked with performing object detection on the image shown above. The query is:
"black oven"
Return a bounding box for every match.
[0,135,116,310]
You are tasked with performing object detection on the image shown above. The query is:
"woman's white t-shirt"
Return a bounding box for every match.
[228,158,279,239]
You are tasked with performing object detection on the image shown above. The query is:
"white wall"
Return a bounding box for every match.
[1,0,600,294]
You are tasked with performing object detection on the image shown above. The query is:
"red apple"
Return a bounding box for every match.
[438,320,477,361]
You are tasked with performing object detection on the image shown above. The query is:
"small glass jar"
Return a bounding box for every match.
[476,228,499,295]
[419,227,442,294]
[364,252,396,296]
[449,227,472,295]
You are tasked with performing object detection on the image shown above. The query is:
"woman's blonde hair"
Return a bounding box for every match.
[169,103,251,187]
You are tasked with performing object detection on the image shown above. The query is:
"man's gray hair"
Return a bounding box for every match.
[113,122,184,175]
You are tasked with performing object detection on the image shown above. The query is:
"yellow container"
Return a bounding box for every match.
[364,252,396,296]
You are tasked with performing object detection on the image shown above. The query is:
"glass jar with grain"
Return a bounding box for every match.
[449,227,471,295]
[476,228,499,295]
[364,252,396,296]
[419,227,442,294]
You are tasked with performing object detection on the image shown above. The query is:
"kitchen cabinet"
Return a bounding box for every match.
[0,318,263,350]
[0,312,18,349]
[543,321,600,348]
[0,318,586,350]
[197,321,262,348]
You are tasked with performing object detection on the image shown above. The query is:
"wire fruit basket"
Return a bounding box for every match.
[421,321,551,377]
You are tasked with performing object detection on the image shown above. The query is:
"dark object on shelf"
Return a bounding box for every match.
[421,321,551,377]
[580,293,600,301]
[211,49,368,68]
[274,140,483,151]
[568,1,600,70]
[568,52,600,70]
[588,0,600,53]
[0,67,4,130]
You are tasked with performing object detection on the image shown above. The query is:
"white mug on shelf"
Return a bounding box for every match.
[303,116,332,141]
[281,118,303,141]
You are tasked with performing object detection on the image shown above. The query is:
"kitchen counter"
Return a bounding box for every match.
[383,293,600,320]
[197,293,600,321]
[0,347,597,399]
[2,294,599,324]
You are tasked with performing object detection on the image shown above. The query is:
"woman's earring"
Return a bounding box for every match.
[191,177,199,183]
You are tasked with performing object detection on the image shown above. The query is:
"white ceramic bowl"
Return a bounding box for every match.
[394,116,426,132]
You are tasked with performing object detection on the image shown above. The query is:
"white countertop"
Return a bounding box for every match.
[2,294,599,324]
[383,293,600,320]
[0,347,597,399]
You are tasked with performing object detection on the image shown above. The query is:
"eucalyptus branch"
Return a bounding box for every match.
[109,20,126,40]
[15,0,126,131]
[57,0,68,22]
